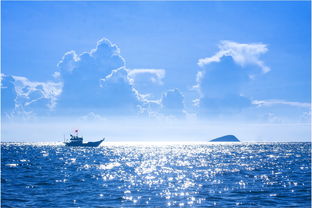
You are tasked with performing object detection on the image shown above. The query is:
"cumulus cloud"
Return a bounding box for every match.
[99,67,143,112]
[57,50,80,72]
[198,40,270,73]
[54,38,142,115]
[193,40,270,115]
[55,37,177,116]
[194,54,252,114]
[2,37,188,118]
[2,38,173,117]
[194,40,311,120]
[57,38,125,76]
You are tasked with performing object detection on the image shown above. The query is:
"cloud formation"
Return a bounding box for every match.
[13,76,62,110]
[194,55,252,115]
[193,40,271,116]
[128,69,165,85]
[57,38,125,76]
[194,40,312,121]
[55,38,147,115]
[198,40,270,73]
[1,37,190,118]
[1,73,62,117]
[8,37,306,122]
[99,67,143,112]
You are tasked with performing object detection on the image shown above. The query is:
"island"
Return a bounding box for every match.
[209,135,240,142]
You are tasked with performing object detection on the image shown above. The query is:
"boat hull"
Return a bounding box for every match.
[65,139,104,147]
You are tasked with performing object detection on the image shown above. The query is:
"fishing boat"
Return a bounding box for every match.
[64,130,105,147]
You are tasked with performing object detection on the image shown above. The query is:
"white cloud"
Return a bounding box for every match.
[57,50,80,72]
[193,40,271,116]
[12,75,62,110]
[192,70,205,94]
[197,50,226,66]
[3,37,186,118]
[55,38,171,116]
[252,99,311,108]
[57,38,125,78]
[1,73,62,119]
[101,67,129,84]
[52,71,61,79]
[192,98,200,107]
[198,40,270,73]
[100,68,166,117]
[54,38,141,115]
[128,69,165,85]
[99,67,143,108]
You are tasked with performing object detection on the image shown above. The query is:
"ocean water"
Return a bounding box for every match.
[1,142,311,207]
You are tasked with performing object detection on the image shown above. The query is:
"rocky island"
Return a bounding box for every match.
[209,135,240,142]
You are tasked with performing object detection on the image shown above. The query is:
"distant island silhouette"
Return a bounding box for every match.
[209,135,240,142]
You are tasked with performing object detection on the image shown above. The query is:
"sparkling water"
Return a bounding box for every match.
[2,142,311,207]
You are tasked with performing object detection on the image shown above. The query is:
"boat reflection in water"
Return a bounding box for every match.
[64,130,104,147]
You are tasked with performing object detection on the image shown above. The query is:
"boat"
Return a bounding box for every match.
[64,130,105,147]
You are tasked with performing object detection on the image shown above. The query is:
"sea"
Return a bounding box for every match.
[1,142,311,207]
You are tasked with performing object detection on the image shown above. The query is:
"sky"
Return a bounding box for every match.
[1,1,311,142]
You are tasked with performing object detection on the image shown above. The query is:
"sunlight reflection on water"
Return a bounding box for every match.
[2,142,311,207]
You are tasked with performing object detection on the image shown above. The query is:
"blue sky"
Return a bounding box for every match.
[1,1,311,142]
